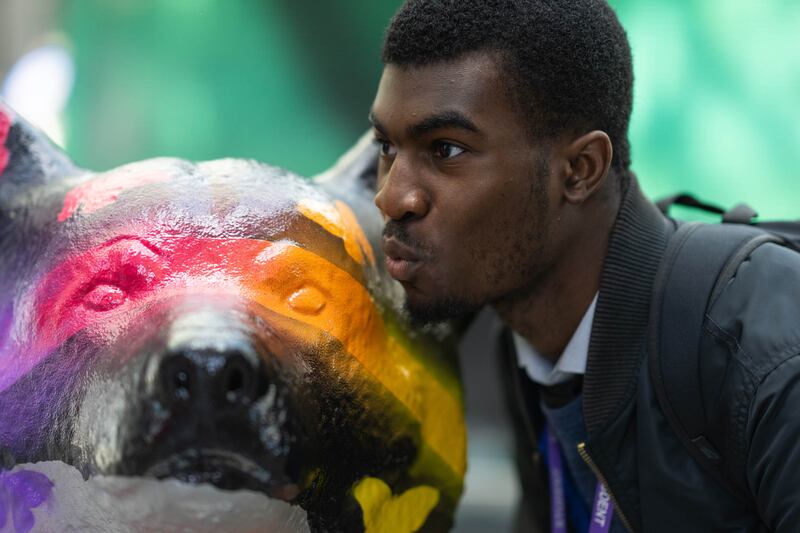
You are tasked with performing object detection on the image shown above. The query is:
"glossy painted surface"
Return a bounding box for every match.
[0,109,9,176]
[0,469,54,533]
[0,102,465,532]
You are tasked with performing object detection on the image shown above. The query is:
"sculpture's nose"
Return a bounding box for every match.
[156,346,263,411]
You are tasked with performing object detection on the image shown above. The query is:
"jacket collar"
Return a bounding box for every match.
[583,176,673,437]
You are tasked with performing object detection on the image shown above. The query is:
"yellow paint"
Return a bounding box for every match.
[241,241,465,477]
[297,198,376,266]
[354,477,439,533]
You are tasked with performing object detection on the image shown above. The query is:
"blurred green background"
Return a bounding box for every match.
[1,0,797,218]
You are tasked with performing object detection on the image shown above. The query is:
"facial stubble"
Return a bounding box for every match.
[403,157,551,327]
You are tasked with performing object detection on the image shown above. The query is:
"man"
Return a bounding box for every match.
[369,0,800,531]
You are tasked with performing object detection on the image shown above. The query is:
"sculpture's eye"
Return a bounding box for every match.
[79,242,163,312]
[287,284,327,316]
[84,283,126,311]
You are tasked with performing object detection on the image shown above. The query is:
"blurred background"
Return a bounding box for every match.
[1,1,798,531]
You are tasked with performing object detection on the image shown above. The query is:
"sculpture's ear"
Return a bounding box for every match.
[0,98,79,190]
[0,100,83,284]
[313,131,379,194]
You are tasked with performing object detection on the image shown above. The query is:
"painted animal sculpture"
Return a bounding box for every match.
[0,101,466,533]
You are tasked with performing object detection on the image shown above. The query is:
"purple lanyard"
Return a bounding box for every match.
[546,429,614,533]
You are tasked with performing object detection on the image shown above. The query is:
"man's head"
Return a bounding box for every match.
[371,0,634,326]
[382,0,633,175]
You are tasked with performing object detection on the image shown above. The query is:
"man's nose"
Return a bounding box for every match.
[374,156,430,221]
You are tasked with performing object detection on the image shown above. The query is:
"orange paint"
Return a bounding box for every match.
[297,198,376,266]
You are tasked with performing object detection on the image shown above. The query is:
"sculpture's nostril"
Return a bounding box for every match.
[227,367,243,394]
[220,355,256,404]
[174,369,191,397]
[161,354,195,402]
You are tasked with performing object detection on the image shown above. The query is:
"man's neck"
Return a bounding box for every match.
[493,212,615,364]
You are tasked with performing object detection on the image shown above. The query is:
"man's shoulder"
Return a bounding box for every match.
[652,237,800,496]
[705,240,800,376]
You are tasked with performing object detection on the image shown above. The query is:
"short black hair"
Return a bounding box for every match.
[382,0,634,175]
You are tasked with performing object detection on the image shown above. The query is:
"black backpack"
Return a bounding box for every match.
[648,193,800,498]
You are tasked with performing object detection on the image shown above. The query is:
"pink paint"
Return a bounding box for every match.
[0,105,11,177]
[0,234,278,392]
[58,166,174,222]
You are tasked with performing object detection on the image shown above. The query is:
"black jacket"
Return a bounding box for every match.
[500,177,800,532]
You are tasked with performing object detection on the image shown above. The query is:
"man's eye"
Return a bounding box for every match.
[433,142,466,159]
[374,138,397,157]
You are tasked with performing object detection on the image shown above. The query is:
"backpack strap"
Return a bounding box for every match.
[648,222,779,498]
[655,192,759,224]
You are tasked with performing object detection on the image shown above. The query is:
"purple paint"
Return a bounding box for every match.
[0,469,54,533]
[0,482,7,528]
[0,304,12,351]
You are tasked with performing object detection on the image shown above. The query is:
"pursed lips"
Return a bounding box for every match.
[382,237,423,282]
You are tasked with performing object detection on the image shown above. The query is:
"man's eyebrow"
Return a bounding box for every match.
[409,111,480,137]
[367,111,386,135]
[367,110,480,138]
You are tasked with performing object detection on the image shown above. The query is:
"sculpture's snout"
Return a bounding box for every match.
[156,345,263,413]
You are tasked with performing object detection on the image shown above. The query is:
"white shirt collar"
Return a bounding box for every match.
[513,293,598,386]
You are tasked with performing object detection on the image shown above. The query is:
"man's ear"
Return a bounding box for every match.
[563,130,613,205]
[0,99,79,189]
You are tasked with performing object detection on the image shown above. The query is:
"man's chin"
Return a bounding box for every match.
[404,295,482,327]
